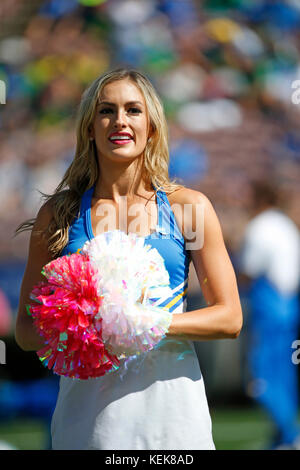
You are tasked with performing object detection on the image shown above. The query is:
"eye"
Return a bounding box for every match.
[128,107,142,114]
[99,107,113,114]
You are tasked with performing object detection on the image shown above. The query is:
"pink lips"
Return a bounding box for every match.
[108,132,133,145]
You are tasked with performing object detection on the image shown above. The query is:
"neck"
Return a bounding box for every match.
[93,158,152,202]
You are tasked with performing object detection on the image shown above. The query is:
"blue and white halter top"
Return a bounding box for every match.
[61,184,191,314]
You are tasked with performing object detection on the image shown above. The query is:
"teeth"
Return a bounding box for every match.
[110,136,132,140]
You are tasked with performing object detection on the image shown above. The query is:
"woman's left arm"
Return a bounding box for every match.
[167,189,243,341]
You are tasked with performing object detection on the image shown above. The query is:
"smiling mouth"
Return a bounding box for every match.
[109,136,133,145]
[109,139,132,145]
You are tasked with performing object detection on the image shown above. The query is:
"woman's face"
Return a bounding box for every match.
[90,79,152,163]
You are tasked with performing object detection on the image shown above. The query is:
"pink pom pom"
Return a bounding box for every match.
[28,253,119,379]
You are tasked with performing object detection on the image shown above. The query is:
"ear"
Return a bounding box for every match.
[148,123,155,139]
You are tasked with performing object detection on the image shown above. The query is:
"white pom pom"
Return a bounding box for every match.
[82,230,173,357]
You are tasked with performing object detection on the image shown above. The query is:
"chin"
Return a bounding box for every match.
[97,145,145,163]
[107,152,141,162]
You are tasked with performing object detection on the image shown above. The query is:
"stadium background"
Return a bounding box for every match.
[0,0,299,449]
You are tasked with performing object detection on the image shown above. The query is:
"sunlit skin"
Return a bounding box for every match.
[88,78,156,237]
[90,79,153,202]
[91,79,151,161]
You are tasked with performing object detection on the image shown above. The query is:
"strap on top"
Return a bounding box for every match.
[154,186,184,241]
[80,183,183,241]
[79,186,94,217]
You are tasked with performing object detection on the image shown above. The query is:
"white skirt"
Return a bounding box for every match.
[51,305,215,450]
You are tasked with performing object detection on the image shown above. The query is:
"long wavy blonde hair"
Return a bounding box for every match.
[15,68,184,258]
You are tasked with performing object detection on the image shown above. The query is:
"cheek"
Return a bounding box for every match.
[97,120,109,133]
[137,119,150,141]
[93,119,109,140]
[136,132,148,147]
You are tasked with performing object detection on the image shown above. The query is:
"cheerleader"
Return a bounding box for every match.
[15,68,242,450]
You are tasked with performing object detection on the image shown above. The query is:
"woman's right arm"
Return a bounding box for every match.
[15,201,55,351]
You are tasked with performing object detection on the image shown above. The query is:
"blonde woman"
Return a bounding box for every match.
[15,68,243,450]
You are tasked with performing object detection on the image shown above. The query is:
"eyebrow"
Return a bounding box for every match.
[97,100,144,107]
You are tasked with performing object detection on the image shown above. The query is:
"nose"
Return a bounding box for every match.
[113,108,127,129]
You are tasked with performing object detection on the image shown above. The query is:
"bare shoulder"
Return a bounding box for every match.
[35,198,54,225]
[168,187,208,204]
[33,189,70,235]
[31,198,56,246]
[166,187,215,243]
[168,186,211,207]
[167,186,224,248]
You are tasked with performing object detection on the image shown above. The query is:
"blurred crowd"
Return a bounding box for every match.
[0,0,300,262]
[0,0,300,449]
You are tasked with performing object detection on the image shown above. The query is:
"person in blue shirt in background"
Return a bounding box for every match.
[238,179,300,449]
